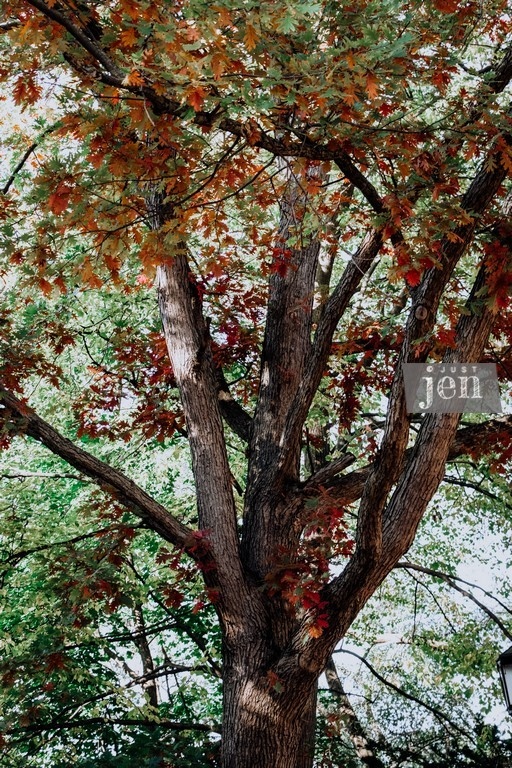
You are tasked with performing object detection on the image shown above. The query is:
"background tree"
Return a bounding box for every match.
[1,1,512,766]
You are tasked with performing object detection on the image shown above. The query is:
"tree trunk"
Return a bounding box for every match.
[222,652,318,768]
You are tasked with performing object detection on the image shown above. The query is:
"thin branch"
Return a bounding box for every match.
[124,662,213,687]
[7,717,221,736]
[1,126,56,195]
[0,470,86,481]
[442,474,512,511]
[396,561,512,638]
[402,569,459,635]
[0,524,141,567]
[0,20,19,31]
[309,415,512,505]
[324,656,386,768]
[149,589,223,678]
[337,648,471,738]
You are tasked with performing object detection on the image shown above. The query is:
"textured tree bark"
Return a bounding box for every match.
[222,652,318,768]
[132,604,159,710]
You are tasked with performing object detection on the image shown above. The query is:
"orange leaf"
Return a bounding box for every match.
[499,146,512,173]
[365,72,379,100]
[82,258,103,289]
[12,75,42,107]
[54,275,67,294]
[187,86,207,111]
[119,27,138,48]
[48,184,71,215]
[38,278,53,296]
[343,84,358,106]
[122,70,145,87]
[215,5,233,26]
[244,23,258,51]
[345,51,356,69]
[211,52,226,80]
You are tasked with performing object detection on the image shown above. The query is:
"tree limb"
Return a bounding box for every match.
[305,415,512,505]
[0,470,86,481]
[0,523,140,567]
[1,125,56,195]
[442,474,512,511]
[6,717,221,736]
[156,248,254,620]
[25,0,122,77]
[0,20,19,31]
[215,367,253,442]
[277,228,384,488]
[0,388,192,550]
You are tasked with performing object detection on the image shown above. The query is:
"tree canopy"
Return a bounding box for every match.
[0,1,512,766]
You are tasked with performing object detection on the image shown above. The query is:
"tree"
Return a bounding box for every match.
[0,1,512,766]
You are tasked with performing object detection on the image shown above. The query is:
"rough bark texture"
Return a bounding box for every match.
[222,657,317,768]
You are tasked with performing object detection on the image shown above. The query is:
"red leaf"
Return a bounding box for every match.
[433,0,459,11]
[48,184,72,215]
[12,74,42,106]
[164,587,184,608]
[192,599,206,614]
[405,268,422,287]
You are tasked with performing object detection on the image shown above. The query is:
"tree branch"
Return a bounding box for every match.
[0,388,192,550]
[156,246,254,619]
[334,156,384,215]
[7,717,221,736]
[351,138,510,560]
[242,167,323,576]
[215,367,253,442]
[1,125,56,195]
[304,453,356,489]
[277,228,384,489]
[305,415,512,505]
[0,470,86,481]
[0,20,19,31]
[337,648,471,738]
[396,561,512,640]
[25,0,122,77]
[132,603,159,708]
[0,524,140,567]
[442,474,512,511]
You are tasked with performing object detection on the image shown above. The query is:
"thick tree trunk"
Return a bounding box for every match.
[222,655,318,768]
